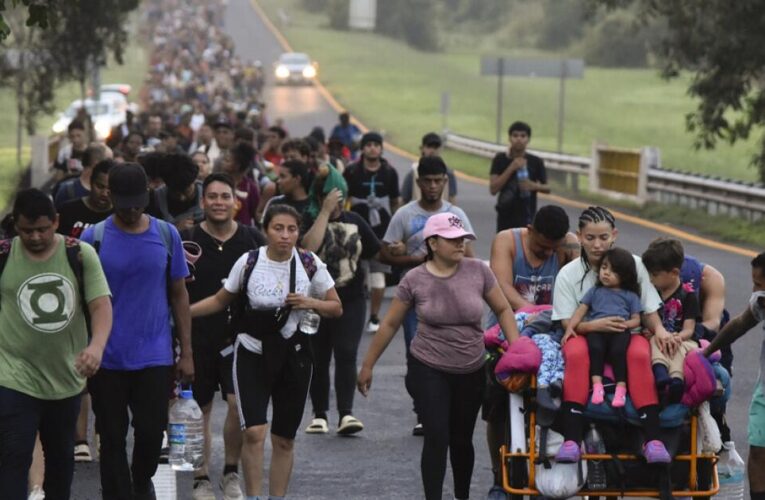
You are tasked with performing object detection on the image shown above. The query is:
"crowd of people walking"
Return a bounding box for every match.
[1,1,763,500]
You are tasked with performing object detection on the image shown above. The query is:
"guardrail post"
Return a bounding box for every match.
[637,147,651,203]
[589,141,601,193]
[30,135,49,189]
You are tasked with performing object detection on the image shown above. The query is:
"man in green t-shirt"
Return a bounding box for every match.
[0,189,112,500]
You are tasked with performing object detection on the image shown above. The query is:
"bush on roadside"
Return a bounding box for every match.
[537,0,587,50]
[578,11,660,68]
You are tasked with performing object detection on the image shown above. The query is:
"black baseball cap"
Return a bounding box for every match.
[109,163,149,209]
[421,132,442,148]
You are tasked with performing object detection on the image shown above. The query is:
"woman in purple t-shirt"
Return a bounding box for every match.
[358,213,520,500]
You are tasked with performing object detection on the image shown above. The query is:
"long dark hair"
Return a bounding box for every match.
[597,247,641,297]
[577,206,616,290]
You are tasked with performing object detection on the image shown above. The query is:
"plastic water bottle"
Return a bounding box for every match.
[299,309,321,335]
[584,424,608,490]
[517,165,531,198]
[716,441,745,500]
[168,389,204,471]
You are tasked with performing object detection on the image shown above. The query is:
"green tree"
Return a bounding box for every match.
[0,0,53,41]
[0,8,58,166]
[592,0,765,181]
[45,0,138,103]
[0,0,139,165]
[375,0,439,51]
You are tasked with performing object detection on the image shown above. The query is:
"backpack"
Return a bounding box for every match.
[0,237,88,328]
[231,247,318,329]
[91,217,176,300]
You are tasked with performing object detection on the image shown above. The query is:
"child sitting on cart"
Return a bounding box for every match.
[642,238,701,406]
[563,247,642,408]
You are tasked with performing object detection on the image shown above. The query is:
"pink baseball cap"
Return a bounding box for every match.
[423,212,476,240]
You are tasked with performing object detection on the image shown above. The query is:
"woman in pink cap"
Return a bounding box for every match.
[357,212,520,500]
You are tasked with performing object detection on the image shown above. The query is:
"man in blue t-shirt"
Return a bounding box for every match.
[81,163,193,499]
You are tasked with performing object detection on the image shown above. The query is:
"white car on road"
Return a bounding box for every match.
[52,84,134,140]
[274,52,318,85]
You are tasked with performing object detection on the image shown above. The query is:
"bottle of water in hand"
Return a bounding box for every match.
[168,389,204,471]
[299,309,321,335]
[716,441,745,500]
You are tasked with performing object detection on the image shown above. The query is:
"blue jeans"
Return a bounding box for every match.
[0,386,81,500]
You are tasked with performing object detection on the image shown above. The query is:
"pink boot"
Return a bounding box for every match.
[612,385,627,408]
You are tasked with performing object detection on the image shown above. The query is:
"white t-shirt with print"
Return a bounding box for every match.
[551,254,662,321]
[224,247,334,353]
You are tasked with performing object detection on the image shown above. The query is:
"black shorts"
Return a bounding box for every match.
[192,333,235,408]
[233,332,313,439]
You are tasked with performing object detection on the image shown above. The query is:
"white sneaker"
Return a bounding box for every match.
[366,317,380,333]
[221,472,244,500]
[191,478,216,500]
[28,486,45,500]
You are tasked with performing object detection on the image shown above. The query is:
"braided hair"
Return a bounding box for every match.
[577,206,616,290]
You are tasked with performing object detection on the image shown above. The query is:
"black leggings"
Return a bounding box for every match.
[406,355,485,500]
[309,293,366,417]
[587,331,631,383]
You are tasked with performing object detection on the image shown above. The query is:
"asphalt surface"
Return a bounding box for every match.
[71,0,761,498]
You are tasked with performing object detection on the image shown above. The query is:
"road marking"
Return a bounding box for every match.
[250,0,758,259]
[153,464,177,499]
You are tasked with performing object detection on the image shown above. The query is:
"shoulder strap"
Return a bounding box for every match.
[289,255,297,293]
[154,218,175,300]
[240,248,261,297]
[64,237,89,331]
[297,248,317,280]
[92,220,107,253]
[155,218,174,259]
[0,239,11,311]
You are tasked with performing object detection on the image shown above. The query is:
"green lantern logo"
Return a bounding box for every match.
[17,273,76,333]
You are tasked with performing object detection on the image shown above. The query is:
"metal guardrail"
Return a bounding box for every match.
[444,132,765,222]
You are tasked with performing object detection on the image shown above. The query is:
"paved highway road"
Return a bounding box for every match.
[72,0,761,498]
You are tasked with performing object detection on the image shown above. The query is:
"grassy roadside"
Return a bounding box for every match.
[0,22,147,209]
[258,0,759,182]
